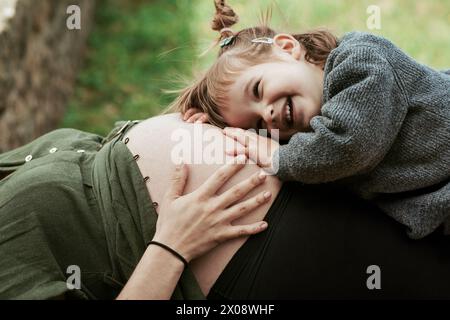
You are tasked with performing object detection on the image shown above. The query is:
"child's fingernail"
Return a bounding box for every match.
[175,162,184,170]
[263,191,271,199]
[225,149,235,155]
[235,154,246,163]
[260,221,268,228]
[258,171,267,180]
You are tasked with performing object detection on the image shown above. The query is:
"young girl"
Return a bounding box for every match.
[172,0,450,239]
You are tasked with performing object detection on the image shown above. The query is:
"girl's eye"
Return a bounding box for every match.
[253,80,261,99]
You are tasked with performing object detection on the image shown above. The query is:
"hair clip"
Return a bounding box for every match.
[220,36,236,48]
[251,37,274,44]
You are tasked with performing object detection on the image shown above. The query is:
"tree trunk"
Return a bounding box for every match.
[0,0,95,152]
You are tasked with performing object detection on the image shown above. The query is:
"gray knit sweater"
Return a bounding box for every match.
[274,32,450,239]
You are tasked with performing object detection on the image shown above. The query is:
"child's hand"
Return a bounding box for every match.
[183,108,209,123]
[222,127,280,174]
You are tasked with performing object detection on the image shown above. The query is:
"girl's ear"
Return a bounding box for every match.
[273,33,303,60]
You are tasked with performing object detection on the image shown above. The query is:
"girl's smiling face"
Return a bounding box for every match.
[221,34,325,140]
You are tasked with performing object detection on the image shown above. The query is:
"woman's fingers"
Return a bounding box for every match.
[226,190,272,222]
[165,163,188,200]
[216,170,267,209]
[197,156,247,197]
[220,220,269,241]
[216,190,272,242]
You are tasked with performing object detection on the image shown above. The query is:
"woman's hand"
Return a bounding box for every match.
[222,127,280,175]
[118,153,271,299]
[183,108,209,123]
[152,156,271,262]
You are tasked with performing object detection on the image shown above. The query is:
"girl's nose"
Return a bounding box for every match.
[262,105,274,128]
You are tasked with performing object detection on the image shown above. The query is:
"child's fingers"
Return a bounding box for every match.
[224,127,259,140]
[225,143,247,156]
[224,129,249,156]
[186,113,200,123]
[183,108,201,121]
[222,127,251,147]
[187,112,205,123]
[183,108,197,120]
[196,114,209,124]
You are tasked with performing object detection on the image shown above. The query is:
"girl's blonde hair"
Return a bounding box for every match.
[168,0,338,128]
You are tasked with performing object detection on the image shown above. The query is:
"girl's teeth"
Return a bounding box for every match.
[286,106,292,122]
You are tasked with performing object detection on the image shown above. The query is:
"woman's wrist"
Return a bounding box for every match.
[117,241,185,299]
[145,242,186,270]
[147,240,189,268]
[151,234,192,263]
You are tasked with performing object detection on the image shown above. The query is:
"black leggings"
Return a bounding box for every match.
[207,182,450,299]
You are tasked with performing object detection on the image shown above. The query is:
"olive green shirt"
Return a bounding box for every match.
[0,123,205,299]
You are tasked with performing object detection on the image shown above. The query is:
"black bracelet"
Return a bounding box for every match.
[147,241,188,268]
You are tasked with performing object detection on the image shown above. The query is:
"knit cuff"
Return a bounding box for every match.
[272,147,289,181]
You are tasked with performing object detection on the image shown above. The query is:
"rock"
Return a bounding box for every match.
[0,0,95,152]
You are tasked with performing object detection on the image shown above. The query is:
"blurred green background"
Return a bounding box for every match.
[62,0,450,135]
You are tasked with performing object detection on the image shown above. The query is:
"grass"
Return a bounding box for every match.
[62,0,197,135]
[62,0,450,134]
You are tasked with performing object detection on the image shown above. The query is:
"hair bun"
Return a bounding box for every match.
[211,0,239,32]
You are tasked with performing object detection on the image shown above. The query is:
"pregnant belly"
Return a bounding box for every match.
[121,115,281,296]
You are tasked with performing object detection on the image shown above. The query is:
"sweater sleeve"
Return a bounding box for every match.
[274,45,408,183]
